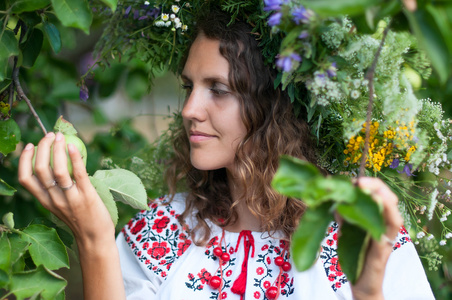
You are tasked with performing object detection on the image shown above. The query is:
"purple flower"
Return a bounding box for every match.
[276,53,302,72]
[79,84,89,102]
[264,0,284,11]
[316,72,326,80]
[389,158,400,169]
[124,6,132,17]
[298,30,309,39]
[133,10,140,20]
[398,163,414,176]
[292,6,313,24]
[326,62,337,78]
[268,12,282,26]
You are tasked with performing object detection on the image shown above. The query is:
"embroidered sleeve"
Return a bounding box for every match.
[320,222,415,293]
[121,195,192,279]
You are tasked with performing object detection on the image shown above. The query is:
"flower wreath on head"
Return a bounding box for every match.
[92,0,451,271]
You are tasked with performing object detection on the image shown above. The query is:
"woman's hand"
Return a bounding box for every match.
[350,177,404,300]
[18,132,115,246]
[19,132,126,300]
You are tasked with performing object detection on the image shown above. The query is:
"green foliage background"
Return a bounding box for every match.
[0,0,451,299]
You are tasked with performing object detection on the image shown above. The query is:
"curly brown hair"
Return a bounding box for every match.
[165,9,321,245]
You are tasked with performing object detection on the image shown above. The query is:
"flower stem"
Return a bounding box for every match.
[358,24,391,179]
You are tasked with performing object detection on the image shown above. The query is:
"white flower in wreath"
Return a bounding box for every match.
[162,14,169,21]
[155,20,165,27]
[350,90,360,99]
[172,5,180,13]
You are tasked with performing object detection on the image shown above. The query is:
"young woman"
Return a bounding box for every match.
[18,9,434,300]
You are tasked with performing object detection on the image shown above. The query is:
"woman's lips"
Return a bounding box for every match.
[189,131,216,142]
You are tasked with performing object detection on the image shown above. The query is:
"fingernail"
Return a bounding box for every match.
[55,132,63,141]
[25,143,34,151]
[45,132,55,138]
[67,143,75,153]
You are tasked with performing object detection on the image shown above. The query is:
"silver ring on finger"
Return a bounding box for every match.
[45,180,58,190]
[59,181,75,191]
[382,234,398,247]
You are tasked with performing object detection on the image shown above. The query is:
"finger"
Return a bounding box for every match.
[67,143,92,193]
[34,132,56,187]
[53,132,76,193]
[18,143,53,209]
[357,177,403,242]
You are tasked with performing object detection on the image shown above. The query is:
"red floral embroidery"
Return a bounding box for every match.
[177,239,192,256]
[226,270,232,277]
[197,268,212,284]
[221,292,227,299]
[148,241,170,259]
[123,197,192,279]
[254,240,294,297]
[254,291,261,299]
[207,236,219,248]
[130,218,146,234]
[152,216,170,233]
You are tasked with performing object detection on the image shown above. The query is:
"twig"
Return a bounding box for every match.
[12,57,47,135]
[358,25,391,178]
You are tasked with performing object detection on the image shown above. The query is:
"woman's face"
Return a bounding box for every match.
[181,34,247,172]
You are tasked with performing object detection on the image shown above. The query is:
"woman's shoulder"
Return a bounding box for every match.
[119,193,193,279]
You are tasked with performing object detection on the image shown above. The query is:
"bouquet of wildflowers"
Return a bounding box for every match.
[92,0,452,274]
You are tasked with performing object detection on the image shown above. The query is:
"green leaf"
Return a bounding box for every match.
[53,115,78,135]
[89,176,119,226]
[2,212,15,229]
[0,119,21,156]
[337,221,370,284]
[42,21,62,54]
[9,233,30,265]
[0,233,12,272]
[50,0,93,35]
[0,30,19,81]
[291,202,334,271]
[20,225,69,270]
[9,265,66,300]
[11,0,50,13]
[21,28,44,68]
[301,0,381,16]
[0,268,8,289]
[100,0,117,11]
[335,188,385,240]
[93,169,149,210]
[405,7,450,84]
[0,178,16,196]
[272,155,322,205]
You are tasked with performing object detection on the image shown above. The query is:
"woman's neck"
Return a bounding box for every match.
[225,170,262,233]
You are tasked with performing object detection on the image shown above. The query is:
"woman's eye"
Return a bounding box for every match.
[181,84,192,97]
[210,88,228,96]
[181,84,192,91]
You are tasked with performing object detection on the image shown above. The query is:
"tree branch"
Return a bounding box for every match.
[358,25,391,178]
[12,57,47,135]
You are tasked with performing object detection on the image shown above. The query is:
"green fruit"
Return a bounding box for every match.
[50,134,87,177]
[32,134,87,177]
[403,66,422,90]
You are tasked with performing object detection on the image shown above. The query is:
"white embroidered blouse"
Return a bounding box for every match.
[116,193,435,299]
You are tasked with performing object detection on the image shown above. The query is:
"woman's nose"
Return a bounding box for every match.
[181,89,207,122]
